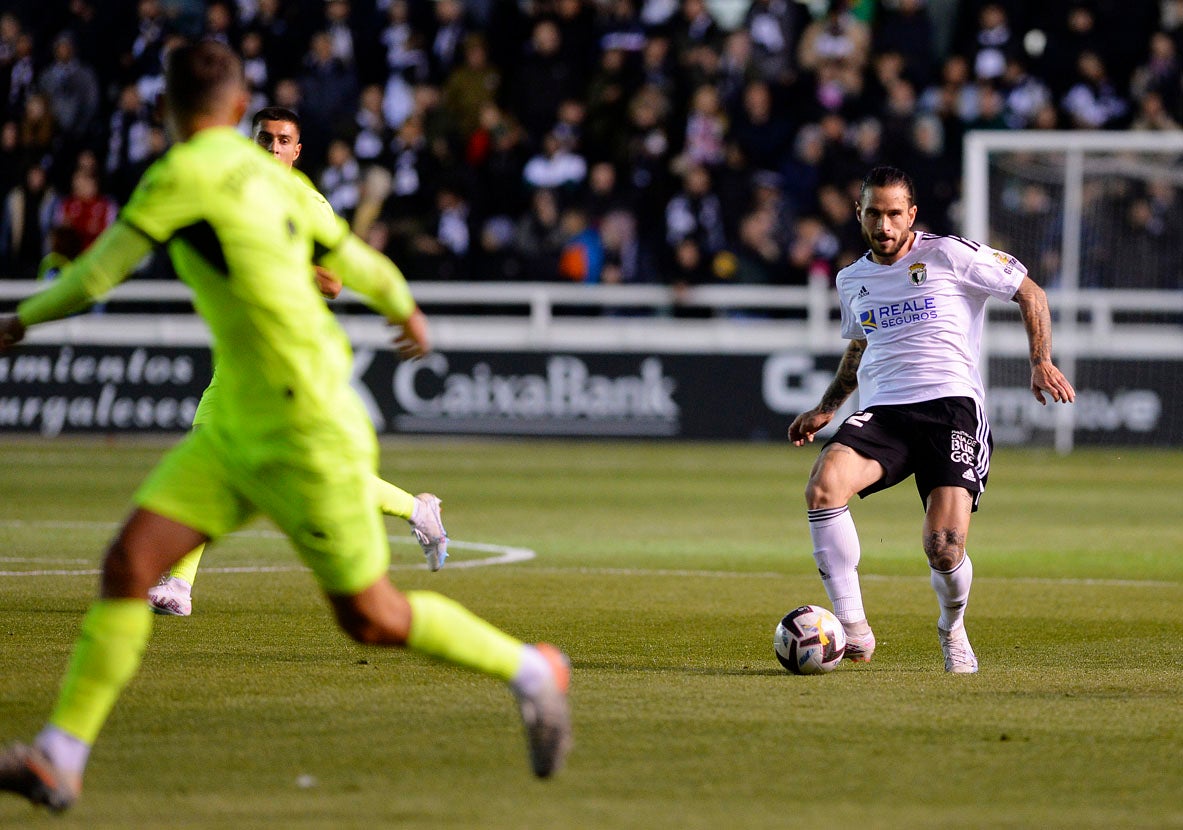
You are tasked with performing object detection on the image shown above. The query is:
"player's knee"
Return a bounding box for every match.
[332,598,411,646]
[805,472,847,510]
[341,618,405,646]
[924,531,965,571]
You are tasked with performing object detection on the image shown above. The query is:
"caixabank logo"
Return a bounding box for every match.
[364,352,682,437]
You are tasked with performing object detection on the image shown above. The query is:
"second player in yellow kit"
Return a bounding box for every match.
[148,106,446,617]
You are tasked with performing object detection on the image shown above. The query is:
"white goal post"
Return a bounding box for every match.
[962,130,1183,453]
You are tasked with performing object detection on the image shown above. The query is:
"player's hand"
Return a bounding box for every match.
[313,265,343,299]
[0,315,26,351]
[788,409,833,446]
[1030,361,1076,405]
[391,307,431,359]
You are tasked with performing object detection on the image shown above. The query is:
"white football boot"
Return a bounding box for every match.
[938,623,979,673]
[147,576,193,617]
[410,493,448,571]
[841,620,876,662]
[0,742,80,813]
[513,643,573,779]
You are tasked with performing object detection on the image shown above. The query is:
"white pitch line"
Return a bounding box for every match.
[0,520,534,576]
[0,521,1178,589]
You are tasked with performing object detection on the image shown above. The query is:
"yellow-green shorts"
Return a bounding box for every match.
[134,424,389,595]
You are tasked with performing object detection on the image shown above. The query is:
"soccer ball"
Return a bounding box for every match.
[774,605,846,675]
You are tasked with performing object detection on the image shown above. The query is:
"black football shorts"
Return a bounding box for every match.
[825,396,993,512]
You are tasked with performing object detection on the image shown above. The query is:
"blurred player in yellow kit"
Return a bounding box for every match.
[148,105,446,618]
[0,41,571,813]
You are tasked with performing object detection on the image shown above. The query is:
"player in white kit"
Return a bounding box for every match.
[788,166,1076,673]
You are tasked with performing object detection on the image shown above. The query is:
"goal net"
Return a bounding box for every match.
[963,131,1183,452]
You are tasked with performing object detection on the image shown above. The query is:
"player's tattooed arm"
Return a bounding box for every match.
[1012,276,1076,405]
[818,339,865,414]
[1012,276,1052,367]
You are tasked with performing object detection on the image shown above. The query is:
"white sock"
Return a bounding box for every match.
[931,553,973,631]
[34,725,90,777]
[509,645,552,698]
[808,506,866,625]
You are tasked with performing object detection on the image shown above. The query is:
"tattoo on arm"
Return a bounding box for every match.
[1014,279,1053,367]
[818,340,864,414]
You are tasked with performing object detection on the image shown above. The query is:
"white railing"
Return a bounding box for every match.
[1,278,1178,357]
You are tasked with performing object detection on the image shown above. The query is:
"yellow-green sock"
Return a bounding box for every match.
[168,543,205,585]
[371,475,416,520]
[48,599,153,744]
[405,591,525,682]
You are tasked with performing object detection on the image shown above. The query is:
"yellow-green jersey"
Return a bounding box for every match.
[19,127,416,440]
[190,165,341,429]
[17,126,421,593]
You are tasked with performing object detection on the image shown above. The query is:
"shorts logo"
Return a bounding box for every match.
[859,309,877,334]
[908,262,927,286]
[950,429,978,465]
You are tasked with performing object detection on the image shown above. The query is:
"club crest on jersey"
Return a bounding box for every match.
[859,309,877,334]
[908,262,927,286]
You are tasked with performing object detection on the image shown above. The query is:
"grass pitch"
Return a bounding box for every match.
[0,438,1180,829]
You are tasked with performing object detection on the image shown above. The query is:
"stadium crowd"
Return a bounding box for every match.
[0,0,1179,289]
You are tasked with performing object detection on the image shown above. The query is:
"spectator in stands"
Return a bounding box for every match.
[411,180,474,280]
[730,79,792,173]
[442,34,501,142]
[678,82,728,169]
[732,206,784,285]
[469,103,529,220]
[742,0,803,85]
[4,29,35,124]
[999,55,1052,129]
[250,0,300,80]
[797,0,871,85]
[584,46,637,164]
[557,205,605,284]
[966,3,1015,83]
[1,164,55,279]
[38,33,100,154]
[787,214,839,285]
[319,139,361,220]
[204,1,239,47]
[1130,32,1182,118]
[905,113,957,235]
[514,187,565,281]
[18,93,56,173]
[523,129,588,193]
[105,84,155,204]
[428,0,468,85]
[553,0,600,83]
[54,167,116,252]
[664,163,727,276]
[299,30,359,172]
[352,84,394,169]
[1130,90,1183,131]
[1061,51,1129,129]
[383,113,440,247]
[873,0,936,90]
[815,181,862,264]
[511,18,580,145]
[1038,2,1103,97]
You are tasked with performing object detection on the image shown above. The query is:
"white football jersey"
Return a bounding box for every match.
[836,232,1027,408]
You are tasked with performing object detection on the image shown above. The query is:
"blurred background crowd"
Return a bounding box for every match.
[0,0,1178,290]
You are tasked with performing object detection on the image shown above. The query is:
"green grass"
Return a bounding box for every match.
[1,438,1181,829]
